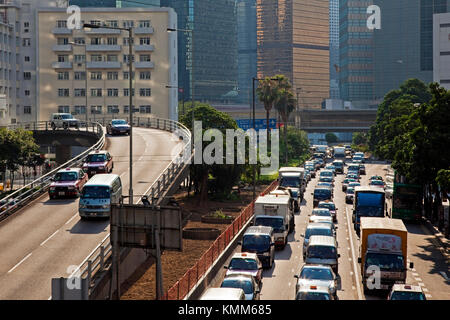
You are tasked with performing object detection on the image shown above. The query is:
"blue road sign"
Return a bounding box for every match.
[236,118,277,131]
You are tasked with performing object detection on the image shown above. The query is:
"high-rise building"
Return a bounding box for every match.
[257,0,330,109]
[160,0,238,104]
[37,7,178,121]
[237,0,257,104]
[339,0,374,103]
[69,0,116,7]
[329,0,339,99]
[70,0,160,7]
[433,12,450,90]
[117,0,160,7]
[373,0,450,99]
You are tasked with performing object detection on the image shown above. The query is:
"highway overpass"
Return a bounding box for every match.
[0,121,188,299]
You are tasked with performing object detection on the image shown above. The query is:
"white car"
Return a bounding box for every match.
[294,264,338,298]
[50,113,80,130]
[309,208,333,224]
[388,284,426,300]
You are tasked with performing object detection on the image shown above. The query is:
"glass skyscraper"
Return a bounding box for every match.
[161,0,238,103]
[329,0,339,99]
[70,0,160,7]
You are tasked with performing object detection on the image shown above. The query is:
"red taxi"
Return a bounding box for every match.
[48,168,88,199]
[82,150,114,177]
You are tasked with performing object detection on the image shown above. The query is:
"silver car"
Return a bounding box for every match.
[294,264,338,298]
[302,223,335,258]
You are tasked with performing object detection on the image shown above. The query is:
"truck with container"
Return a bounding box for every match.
[358,217,413,292]
[278,167,305,211]
[254,195,292,247]
[352,186,386,234]
[332,146,346,161]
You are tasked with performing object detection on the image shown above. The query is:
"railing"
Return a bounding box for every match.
[0,121,104,220]
[66,116,192,294]
[162,180,279,300]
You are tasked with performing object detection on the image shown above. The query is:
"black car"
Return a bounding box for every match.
[107,119,131,135]
[312,188,332,207]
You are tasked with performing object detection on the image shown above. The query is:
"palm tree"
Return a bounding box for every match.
[274,88,296,163]
[256,77,278,142]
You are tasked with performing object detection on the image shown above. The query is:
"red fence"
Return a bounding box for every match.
[162,180,279,300]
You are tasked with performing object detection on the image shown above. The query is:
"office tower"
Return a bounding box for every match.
[37,7,178,121]
[339,0,374,103]
[70,0,160,7]
[329,0,339,99]
[433,12,450,90]
[117,0,160,7]
[237,0,257,104]
[373,0,450,100]
[69,0,116,7]
[257,0,330,109]
[161,0,238,104]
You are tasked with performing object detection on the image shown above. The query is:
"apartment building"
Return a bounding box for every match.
[37,7,178,122]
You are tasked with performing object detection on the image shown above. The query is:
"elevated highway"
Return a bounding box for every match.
[0,120,189,299]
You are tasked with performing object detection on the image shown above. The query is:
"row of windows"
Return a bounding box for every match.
[56,20,152,29]
[57,105,152,114]
[57,88,152,97]
[57,71,151,80]
[58,37,151,46]
[57,54,151,63]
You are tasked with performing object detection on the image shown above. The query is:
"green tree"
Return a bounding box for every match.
[256,77,278,142]
[325,133,338,144]
[274,86,296,163]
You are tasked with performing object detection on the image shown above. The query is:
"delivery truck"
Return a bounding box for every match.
[254,195,292,247]
[278,167,305,211]
[358,217,413,292]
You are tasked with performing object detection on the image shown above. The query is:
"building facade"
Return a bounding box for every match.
[339,0,374,103]
[373,0,450,99]
[160,0,238,104]
[70,0,160,7]
[329,0,339,99]
[433,12,450,89]
[37,7,178,122]
[256,0,330,109]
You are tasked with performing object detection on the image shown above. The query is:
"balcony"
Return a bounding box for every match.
[135,44,154,52]
[86,61,121,69]
[51,62,73,69]
[52,44,73,52]
[85,28,121,35]
[52,27,73,35]
[134,27,154,35]
[86,44,122,52]
[134,61,154,69]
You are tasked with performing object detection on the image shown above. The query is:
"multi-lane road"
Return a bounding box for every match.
[0,127,182,300]
[210,160,450,300]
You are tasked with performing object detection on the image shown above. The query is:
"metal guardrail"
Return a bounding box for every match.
[66,116,192,294]
[0,121,105,220]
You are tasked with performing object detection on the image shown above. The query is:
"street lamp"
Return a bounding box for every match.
[68,41,88,130]
[83,23,134,205]
[167,28,194,132]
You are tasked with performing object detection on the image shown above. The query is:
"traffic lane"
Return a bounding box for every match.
[405,223,450,300]
[0,128,182,299]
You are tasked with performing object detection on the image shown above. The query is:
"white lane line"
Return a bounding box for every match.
[40,230,59,246]
[412,272,419,277]
[415,278,422,282]
[422,287,429,292]
[425,294,432,298]
[418,282,425,287]
[8,253,32,273]
[65,213,78,225]
[346,206,363,300]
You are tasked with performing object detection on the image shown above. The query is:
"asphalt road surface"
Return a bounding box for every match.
[0,127,183,299]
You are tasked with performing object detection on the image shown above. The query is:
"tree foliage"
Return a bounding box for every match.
[325,133,338,144]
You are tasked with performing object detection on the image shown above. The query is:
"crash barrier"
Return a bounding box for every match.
[59,116,192,299]
[0,121,104,221]
[162,180,279,300]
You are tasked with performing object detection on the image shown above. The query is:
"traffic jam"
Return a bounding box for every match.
[201,145,427,301]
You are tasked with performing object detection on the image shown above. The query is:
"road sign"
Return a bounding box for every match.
[236,118,277,131]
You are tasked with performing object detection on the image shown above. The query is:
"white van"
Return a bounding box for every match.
[199,287,246,300]
[78,174,122,219]
[304,235,340,274]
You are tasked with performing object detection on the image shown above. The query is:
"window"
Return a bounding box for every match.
[91,89,102,97]
[57,38,69,45]
[107,37,117,45]
[106,54,118,62]
[140,37,151,45]
[24,90,30,96]
[140,54,151,62]
[91,106,102,114]
[57,72,69,80]
[123,88,135,97]
[74,37,85,45]
[74,72,86,80]
[23,38,31,46]
[123,71,135,80]
[74,106,86,115]
[90,72,102,80]
[24,56,30,62]
[58,89,70,97]
[91,54,103,62]
[56,20,67,28]
[58,105,70,113]
[91,37,102,45]
[139,88,151,97]
[74,89,86,97]
[139,105,151,114]
[90,20,102,27]
[23,72,31,80]
[24,22,30,28]
[107,88,119,97]
[123,54,135,63]
[106,20,118,28]
[139,20,151,28]
[123,37,134,46]
[74,55,85,63]
[58,55,68,62]
[107,72,118,80]
[107,105,119,114]
[123,105,136,114]
[139,71,151,80]
[123,20,134,28]
[24,106,31,114]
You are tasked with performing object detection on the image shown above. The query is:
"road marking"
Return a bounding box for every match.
[40,230,59,246]
[65,213,78,225]
[8,253,32,273]
[345,206,363,300]
[425,294,432,298]
[422,287,429,292]
[418,282,425,287]
[415,277,422,282]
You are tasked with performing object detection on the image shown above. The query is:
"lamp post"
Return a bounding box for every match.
[69,42,88,130]
[166,85,185,117]
[167,28,194,132]
[83,23,134,205]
